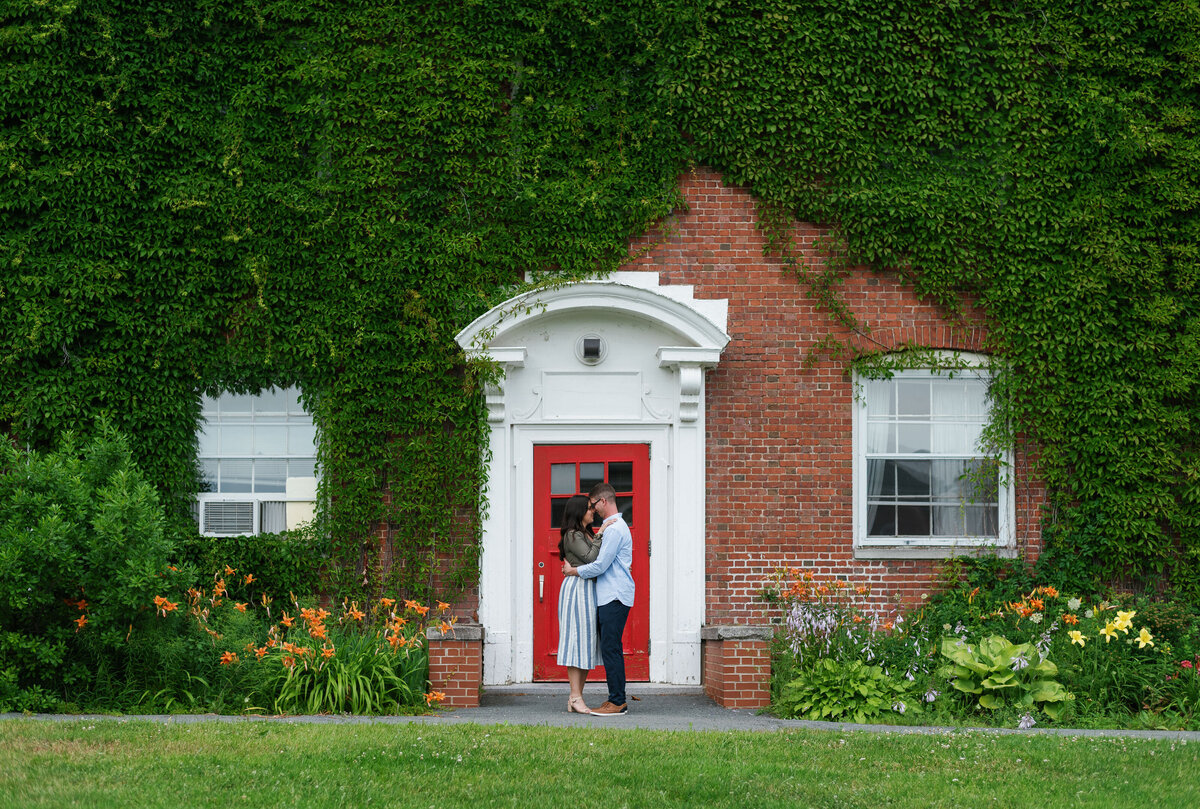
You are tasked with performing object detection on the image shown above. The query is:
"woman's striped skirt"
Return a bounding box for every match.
[557,575,600,669]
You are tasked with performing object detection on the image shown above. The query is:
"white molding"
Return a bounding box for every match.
[460,276,728,685]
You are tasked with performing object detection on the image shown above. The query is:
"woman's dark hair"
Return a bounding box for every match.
[558,494,593,557]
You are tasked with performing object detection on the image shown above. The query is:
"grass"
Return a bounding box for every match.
[1,719,1197,808]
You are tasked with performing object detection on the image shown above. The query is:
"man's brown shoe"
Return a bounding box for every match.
[591,701,628,716]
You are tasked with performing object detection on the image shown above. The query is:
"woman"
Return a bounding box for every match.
[557,493,603,714]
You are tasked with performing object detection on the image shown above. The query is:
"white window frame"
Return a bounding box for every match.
[196,386,319,537]
[852,353,1015,559]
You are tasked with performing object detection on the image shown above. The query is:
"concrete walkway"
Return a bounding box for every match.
[6,684,1199,740]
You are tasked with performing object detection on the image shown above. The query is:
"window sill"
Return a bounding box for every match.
[853,543,1016,560]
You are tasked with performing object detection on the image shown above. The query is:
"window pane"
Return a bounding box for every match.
[197,421,218,456]
[895,460,930,498]
[962,459,1000,502]
[254,459,288,493]
[866,423,893,454]
[550,498,567,529]
[932,506,966,536]
[930,459,966,499]
[867,504,895,537]
[221,459,252,493]
[867,459,894,497]
[579,463,604,493]
[864,380,893,417]
[288,424,318,455]
[550,464,576,495]
[616,495,634,527]
[220,425,253,455]
[966,506,999,537]
[199,459,218,493]
[897,423,931,454]
[290,458,318,479]
[609,462,634,492]
[897,382,930,416]
[255,387,290,414]
[223,393,254,415]
[254,425,288,456]
[896,505,930,535]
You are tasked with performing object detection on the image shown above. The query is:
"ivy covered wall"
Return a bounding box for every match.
[2,1,1197,595]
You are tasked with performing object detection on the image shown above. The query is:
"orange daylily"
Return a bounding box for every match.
[425,691,446,705]
[1030,598,1045,611]
[224,565,236,576]
[255,646,269,660]
[74,615,88,631]
[281,613,295,628]
[234,602,248,613]
[1063,613,1079,625]
[219,651,238,665]
[321,645,336,659]
[380,598,396,608]
[437,601,450,612]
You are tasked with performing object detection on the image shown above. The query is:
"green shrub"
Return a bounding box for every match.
[939,636,1070,719]
[175,524,328,600]
[777,658,915,723]
[0,427,179,708]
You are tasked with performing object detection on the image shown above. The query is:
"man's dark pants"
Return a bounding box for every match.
[597,599,631,706]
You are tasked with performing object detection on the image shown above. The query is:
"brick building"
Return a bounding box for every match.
[446,167,1044,706]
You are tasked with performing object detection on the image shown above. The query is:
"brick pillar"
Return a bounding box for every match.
[701,625,773,709]
[426,623,484,708]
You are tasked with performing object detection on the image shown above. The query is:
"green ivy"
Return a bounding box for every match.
[2,1,1197,596]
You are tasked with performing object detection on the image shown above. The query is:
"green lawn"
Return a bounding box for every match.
[1,719,1195,808]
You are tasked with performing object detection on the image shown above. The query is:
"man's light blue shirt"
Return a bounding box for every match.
[576,516,634,608]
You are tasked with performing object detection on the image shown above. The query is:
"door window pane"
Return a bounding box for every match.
[550,498,567,529]
[550,463,576,495]
[616,495,634,527]
[609,462,634,492]
[579,463,605,493]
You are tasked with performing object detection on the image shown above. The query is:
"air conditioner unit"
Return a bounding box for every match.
[202,501,255,535]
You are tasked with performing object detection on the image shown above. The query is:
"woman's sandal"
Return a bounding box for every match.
[567,695,592,714]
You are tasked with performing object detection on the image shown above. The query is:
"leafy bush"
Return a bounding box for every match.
[939,636,1070,719]
[0,427,179,709]
[778,658,915,723]
[175,525,329,601]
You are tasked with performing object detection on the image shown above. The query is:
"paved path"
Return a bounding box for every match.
[6,684,1199,740]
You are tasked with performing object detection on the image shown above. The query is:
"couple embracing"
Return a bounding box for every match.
[557,483,634,716]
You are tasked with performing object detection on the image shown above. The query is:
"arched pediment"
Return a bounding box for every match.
[455,275,730,356]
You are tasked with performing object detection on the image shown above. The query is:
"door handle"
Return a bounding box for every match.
[539,574,545,603]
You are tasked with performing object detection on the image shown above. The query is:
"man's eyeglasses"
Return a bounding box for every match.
[588,497,604,509]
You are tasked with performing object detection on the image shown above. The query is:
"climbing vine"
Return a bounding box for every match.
[2,1,1197,597]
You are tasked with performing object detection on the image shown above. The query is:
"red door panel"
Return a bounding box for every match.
[533,444,649,682]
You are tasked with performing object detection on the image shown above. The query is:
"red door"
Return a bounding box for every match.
[532,444,649,682]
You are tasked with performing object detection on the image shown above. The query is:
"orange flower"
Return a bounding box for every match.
[346,604,365,622]
[413,604,429,616]
[308,623,328,641]
[1030,598,1045,611]
[404,599,420,611]
[234,602,248,613]
[968,587,980,604]
[380,598,396,608]
[74,615,88,632]
[213,579,227,597]
[1063,613,1079,625]
[321,645,335,659]
[425,691,446,705]
[219,651,238,665]
[281,613,295,628]
[1039,585,1059,598]
[255,646,269,660]
[243,574,255,586]
[437,601,450,612]
[154,595,179,616]
[224,565,236,576]
[438,621,453,634]
[282,656,296,669]
[76,599,89,611]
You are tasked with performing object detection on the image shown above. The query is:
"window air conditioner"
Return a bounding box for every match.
[202,501,255,535]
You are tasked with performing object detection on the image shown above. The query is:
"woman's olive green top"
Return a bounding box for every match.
[562,529,602,566]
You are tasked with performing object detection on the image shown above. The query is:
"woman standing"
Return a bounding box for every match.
[557,494,602,714]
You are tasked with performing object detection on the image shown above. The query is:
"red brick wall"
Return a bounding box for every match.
[626,167,1045,623]
[703,635,772,709]
[428,636,483,708]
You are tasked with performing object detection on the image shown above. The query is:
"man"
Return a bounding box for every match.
[561,482,634,715]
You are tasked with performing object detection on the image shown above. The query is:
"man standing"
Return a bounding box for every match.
[561,482,633,715]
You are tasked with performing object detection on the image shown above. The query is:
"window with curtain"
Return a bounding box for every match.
[854,358,1011,553]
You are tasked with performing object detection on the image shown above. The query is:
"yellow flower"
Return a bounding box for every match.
[1136,628,1154,649]
[1114,610,1136,633]
[1068,630,1087,647]
[1100,622,1119,643]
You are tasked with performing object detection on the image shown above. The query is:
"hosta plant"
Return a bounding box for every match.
[778,658,916,723]
[939,635,1071,719]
